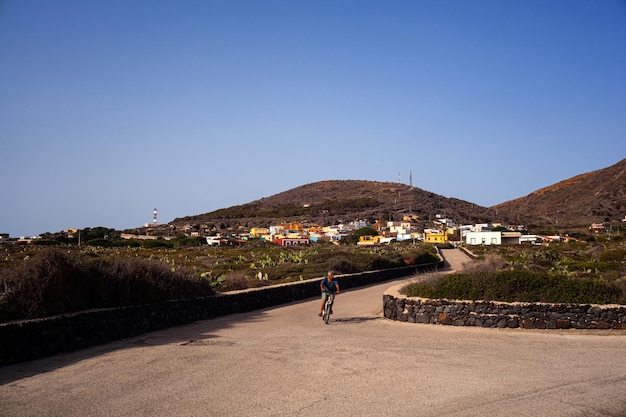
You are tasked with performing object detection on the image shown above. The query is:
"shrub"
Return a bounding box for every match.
[599,248,626,263]
[463,254,508,272]
[219,271,249,291]
[405,248,440,266]
[0,247,97,321]
[0,248,213,322]
[402,270,624,304]
[85,238,115,247]
[141,239,174,249]
[328,258,359,274]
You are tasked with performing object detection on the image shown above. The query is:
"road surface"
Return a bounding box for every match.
[1,249,625,416]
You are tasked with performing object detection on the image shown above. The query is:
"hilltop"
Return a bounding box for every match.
[493,158,626,230]
[170,158,626,233]
[171,180,496,231]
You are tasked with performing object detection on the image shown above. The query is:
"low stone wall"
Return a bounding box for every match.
[0,260,443,366]
[457,246,477,259]
[383,286,625,330]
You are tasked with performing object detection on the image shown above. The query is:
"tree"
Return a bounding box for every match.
[354,227,378,238]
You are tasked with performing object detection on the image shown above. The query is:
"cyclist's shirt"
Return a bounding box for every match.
[321,277,338,294]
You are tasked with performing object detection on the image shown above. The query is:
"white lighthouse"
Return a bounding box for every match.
[153,208,158,225]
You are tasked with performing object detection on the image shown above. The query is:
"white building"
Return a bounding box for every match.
[349,219,370,230]
[466,231,522,245]
[466,231,501,245]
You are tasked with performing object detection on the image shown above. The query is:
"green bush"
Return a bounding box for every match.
[599,248,626,263]
[402,270,623,304]
[85,238,116,247]
[141,239,174,249]
[328,258,359,274]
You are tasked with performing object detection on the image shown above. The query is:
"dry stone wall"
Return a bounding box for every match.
[383,294,625,330]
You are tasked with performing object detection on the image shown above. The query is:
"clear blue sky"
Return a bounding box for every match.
[1,1,625,237]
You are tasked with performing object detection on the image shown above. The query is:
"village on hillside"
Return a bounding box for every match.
[177,214,592,247]
[4,213,623,247]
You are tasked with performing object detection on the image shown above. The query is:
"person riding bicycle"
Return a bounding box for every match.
[319,270,340,316]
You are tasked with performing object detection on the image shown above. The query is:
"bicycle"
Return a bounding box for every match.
[322,291,335,324]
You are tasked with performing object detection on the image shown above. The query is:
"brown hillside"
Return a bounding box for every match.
[169,160,625,234]
[172,180,496,231]
[493,158,626,230]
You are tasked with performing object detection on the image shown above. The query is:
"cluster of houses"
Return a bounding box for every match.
[9,213,622,247]
[201,214,570,247]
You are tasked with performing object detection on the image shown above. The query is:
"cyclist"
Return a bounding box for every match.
[318,270,340,316]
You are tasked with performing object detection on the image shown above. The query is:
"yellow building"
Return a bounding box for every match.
[357,235,380,246]
[250,227,270,238]
[304,223,322,233]
[424,231,447,244]
[281,222,304,233]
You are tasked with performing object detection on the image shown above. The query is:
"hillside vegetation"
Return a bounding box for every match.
[0,241,439,322]
[493,158,626,230]
[403,240,626,304]
[0,247,214,323]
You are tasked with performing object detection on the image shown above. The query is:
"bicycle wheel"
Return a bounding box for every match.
[323,300,331,324]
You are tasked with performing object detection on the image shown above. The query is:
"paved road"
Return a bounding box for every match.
[1,249,625,417]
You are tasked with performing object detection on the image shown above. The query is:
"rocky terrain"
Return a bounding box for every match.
[493,158,626,230]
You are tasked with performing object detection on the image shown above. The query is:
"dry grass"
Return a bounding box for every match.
[0,247,214,322]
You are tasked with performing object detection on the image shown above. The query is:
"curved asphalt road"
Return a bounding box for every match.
[1,249,625,416]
